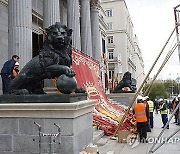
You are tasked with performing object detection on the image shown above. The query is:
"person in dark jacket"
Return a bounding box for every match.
[1,55,19,94]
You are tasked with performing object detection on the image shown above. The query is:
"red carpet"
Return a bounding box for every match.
[72,49,135,135]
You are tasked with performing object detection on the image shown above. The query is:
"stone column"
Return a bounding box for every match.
[80,0,92,56]
[8,0,32,67]
[90,0,101,61]
[43,0,60,29]
[67,0,81,50]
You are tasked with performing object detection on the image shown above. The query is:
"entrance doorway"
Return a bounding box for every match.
[32,32,44,89]
[32,32,43,57]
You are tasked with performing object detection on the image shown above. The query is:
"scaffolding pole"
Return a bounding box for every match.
[174,5,180,63]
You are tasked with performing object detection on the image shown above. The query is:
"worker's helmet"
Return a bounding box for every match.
[15,62,19,66]
[159,98,163,102]
[142,97,146,101]
[145,96,149,99]
[137,95,143,101]
[178,94,180,98]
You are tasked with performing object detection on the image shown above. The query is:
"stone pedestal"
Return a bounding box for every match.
[107,93,135,106]
[0,99,96,154]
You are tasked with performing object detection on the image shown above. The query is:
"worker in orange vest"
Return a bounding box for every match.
[12,62,19,79]
[133,95,149,143]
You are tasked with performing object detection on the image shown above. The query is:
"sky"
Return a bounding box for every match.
[125,0,180,80]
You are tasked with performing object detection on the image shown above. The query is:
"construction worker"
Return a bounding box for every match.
[176,95,180,126]
[12,62,20,79]
[158,98,169,129]
[133,95,149,143]
[154,99,159,114]
[172,97,178,123]
[1,55,20,94]
[146,96,154,128]
[142,96,151,132]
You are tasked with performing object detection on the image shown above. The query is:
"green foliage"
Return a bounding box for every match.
[143,79,180,101]
[143,83,168,101]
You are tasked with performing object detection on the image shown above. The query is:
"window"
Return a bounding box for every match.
[108,49,114,60]
[109,70,114,80]
[107,22,113,30]
[106,9,113,17]
[108,36,113,44]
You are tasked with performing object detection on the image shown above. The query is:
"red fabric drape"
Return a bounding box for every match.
[72,49,135,135]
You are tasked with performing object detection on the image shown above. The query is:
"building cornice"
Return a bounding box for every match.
[101,0,123,4]
[90,0,100,10]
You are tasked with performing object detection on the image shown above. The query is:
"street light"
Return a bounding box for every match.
[177,73,179,94]
[169,73,174,97]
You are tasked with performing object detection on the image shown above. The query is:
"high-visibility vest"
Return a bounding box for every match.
[159,103,168,114]
[134,103,148,122]
[12,69,18,77]
[148,100,154,112]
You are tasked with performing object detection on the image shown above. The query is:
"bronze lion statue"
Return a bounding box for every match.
[10,22,77,94]
[113,71,136,93]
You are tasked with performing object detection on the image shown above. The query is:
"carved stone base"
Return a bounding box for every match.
[0,93,87,103]
[0,99,97,154]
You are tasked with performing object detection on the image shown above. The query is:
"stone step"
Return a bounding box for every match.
[93,128,104,144]
[93,126,98,132]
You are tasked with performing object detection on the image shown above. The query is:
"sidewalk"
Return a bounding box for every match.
[97,113,180,154]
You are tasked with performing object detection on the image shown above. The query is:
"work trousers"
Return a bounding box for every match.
[137,122,147,141]
[161,114,169,128]
[149,112,154,128]
[1,74,11,94]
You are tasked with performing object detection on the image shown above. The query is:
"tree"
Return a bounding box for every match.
[143,82,168,101]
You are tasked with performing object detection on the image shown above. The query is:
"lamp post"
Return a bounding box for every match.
[177,73,179,94]
[169,73,174,98]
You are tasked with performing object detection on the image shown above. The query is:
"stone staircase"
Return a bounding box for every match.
[93,126,104,144]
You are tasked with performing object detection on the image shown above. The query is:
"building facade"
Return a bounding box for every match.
[0,0,144,93]
[101,0,145,89]
[0,0,109,93]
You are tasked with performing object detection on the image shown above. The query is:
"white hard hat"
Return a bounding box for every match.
[15,62,19,66]
[142,97,146,101]
[159,98,163,102]
[178,94,180,98]
[137,95,143,101]
[145,96,149,99]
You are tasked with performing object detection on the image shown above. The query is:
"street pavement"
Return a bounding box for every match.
[97,112,180,154]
